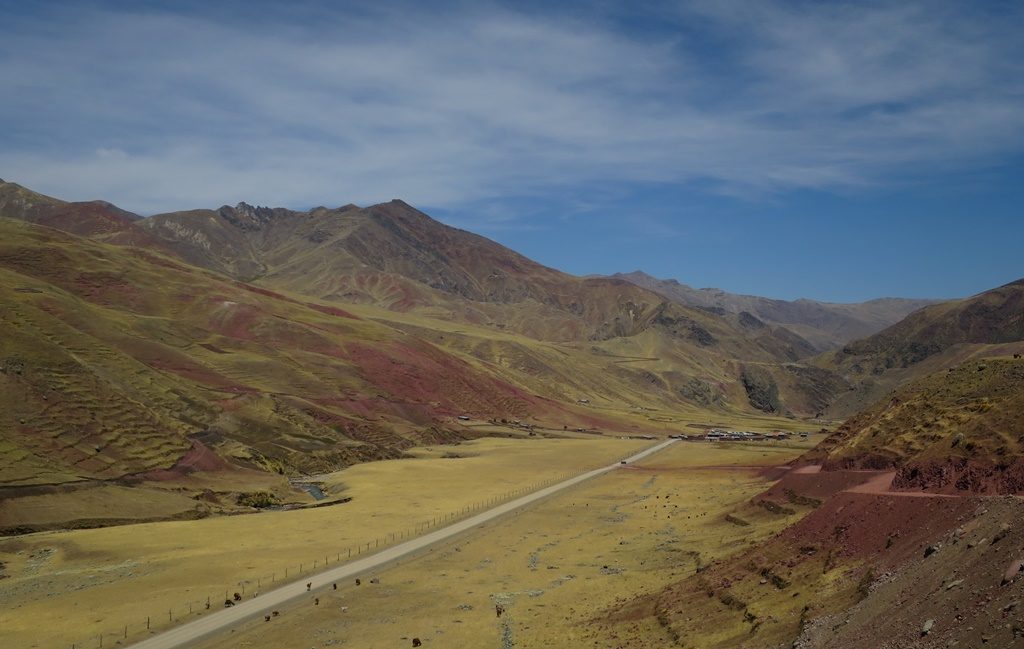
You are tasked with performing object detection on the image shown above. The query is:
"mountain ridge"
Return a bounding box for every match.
[612,270,940,351]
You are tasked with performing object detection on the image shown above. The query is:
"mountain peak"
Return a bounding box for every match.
[215,201,295,231]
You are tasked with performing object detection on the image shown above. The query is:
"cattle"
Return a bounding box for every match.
[332,583,337,590]
[315,598,320,606]
[306,582,312,591]
[224,599,234,608]
[264,615,271,622]
[1015,353,1022,359]
[355,578,361,586]
[233,592,242,601]
[412,639,422,647]
[495,604,505,618]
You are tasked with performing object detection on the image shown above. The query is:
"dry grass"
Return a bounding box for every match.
[187,440,813,649]
[0,437,647,649]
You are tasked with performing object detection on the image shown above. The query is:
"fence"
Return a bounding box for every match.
[70,468,591,649]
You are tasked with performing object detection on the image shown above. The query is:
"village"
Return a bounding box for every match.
[676,428,810,442]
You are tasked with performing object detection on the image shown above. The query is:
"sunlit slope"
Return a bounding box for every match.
[0,180,848,419]
[0,219,549,484]
[133,198,820,355]
[0,218,828,489]
[802,356,1024,492]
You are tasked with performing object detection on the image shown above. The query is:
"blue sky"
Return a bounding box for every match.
[2,0,1022,301]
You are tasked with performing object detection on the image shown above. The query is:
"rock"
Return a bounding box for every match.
[993,524,1012,544]
[946,579,964,590]
[925,545,940,558]
[1001,559,1023,585]
[922,619,935,636]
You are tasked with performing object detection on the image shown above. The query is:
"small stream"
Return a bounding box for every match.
[292,481,327,501]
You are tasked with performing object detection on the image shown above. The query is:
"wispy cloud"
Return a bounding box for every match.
[0,1,1021,215]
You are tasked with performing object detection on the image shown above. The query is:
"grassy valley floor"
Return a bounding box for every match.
[1,437,646,648]
[188,438,816,649]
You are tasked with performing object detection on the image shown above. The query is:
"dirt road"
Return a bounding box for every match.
[125,439,677,649]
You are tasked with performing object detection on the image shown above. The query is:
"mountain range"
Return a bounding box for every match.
[2,178,1022,508]
[611,270,938,351]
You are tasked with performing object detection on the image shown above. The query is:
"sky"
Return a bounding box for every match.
[2,0,1023,302]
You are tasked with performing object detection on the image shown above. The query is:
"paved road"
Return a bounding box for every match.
[126,439,678,649]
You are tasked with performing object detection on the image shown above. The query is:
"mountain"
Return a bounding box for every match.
[131,200,820,348]
[0,178,141,237]
[124,198,852,416]
[613,270,938,352]
[803,355,1024,493]
[0,180,863,518]
[817,277,1024,417]
[605,352,1024,649]
[0,180,848,423]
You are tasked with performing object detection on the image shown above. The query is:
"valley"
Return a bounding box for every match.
[4,4,1023,647]
[1,179,1022,649]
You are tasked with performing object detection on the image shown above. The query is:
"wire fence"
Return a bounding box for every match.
[69,468,591,649]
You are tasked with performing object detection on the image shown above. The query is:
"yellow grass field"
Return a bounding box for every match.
[192,439,814,649]
[0,437,650,649]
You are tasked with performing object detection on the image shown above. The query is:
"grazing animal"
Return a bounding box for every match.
[355,578,361,586]
[233,592,242,601]
[495,604,505,618]
[1015,353,1022,359]
[306,582,312,591]
[264,615,271,622]
[272,611,280,617]
[412,639,422,647]
[332,583,337,590]
[224,599,234,608]
[315,598,320,606]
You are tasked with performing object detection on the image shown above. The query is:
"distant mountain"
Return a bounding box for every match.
[832,278,1024,370]
[0,178,140,237]
[612,270,938,351]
